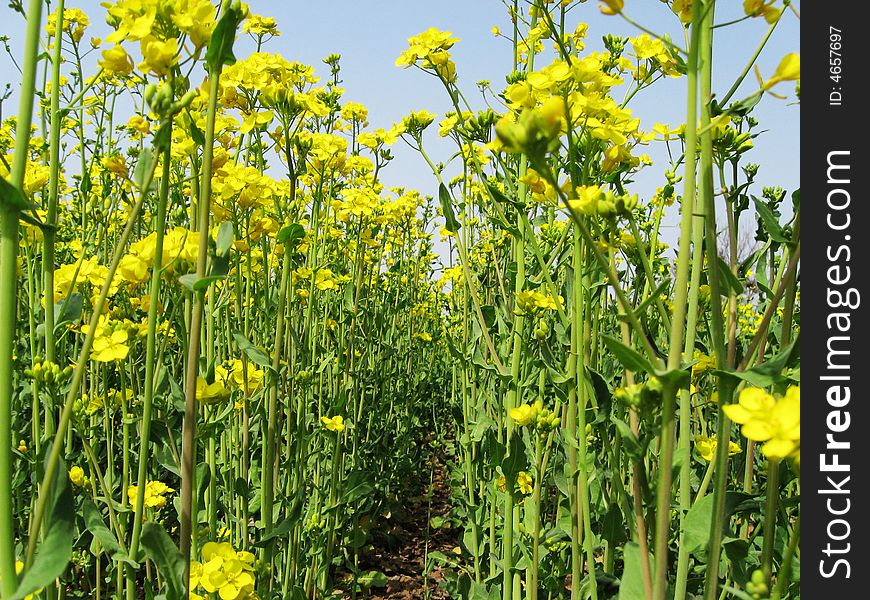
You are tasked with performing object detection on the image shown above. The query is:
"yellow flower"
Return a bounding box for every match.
[168,0,216,48]
[243,14,281,36]
[723,386,800,461]
[91,330,130,363]
[759,53,800,91]
[691,350,717,378]
[126,115,151,136]
[672,0,694,23]
[99,45,134,76]
[693,434,742,462]
[102,154,129,178]
[192,542,257,600]
[69,466,86,487]
[314,268,338,291]
[138,35,178,77]
[743,0,781,23]
[320,415,345,432]
[128,480,175,512]
[45,7,90,42]
[509,403,535,427]
[517,471,534,495]
[599,0,624,15]
[196,376,230,405]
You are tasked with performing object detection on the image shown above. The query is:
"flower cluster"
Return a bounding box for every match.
[190,542,258,600]
[127,480,175,512]
[723,386,800,463]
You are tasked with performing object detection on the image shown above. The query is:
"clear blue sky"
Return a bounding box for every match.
[1,1,799,242]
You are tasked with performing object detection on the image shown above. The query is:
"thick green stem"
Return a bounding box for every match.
[260,240,292,591]
[127,124,173,597]
[180,27,226,578]
[0,0,42,597]
[760,461,780,584]
[651,10,703,600]
[0,0,43,592]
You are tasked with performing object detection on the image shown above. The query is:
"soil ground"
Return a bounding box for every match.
[337,447,458,599]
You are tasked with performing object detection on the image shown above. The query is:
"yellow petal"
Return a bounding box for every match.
[741,420,773,442]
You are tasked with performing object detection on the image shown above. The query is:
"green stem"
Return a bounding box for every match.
[760,460,780,585]
[180,6,227,577]
[127,122,173,597]
[0,0,43,592]
[770,513,799,600]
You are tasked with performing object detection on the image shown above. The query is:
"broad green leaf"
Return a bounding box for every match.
[178,273,225,292]
[54,292,84,333]
[232,329,273,370]
[754,198,789,244]
[618,542,654,600]
[684,492,757,559]
[611,416,643,461]
[140,522,186,600]
[153,121,172,151]
[206,5,246,72]
[12,458,75,600]
[82,499,137,566]
[254,499,303,547]
[715,255,744,296]
[635,279,670,316]
[714,337,799,388]
[133,147,156,191]
[215,221,234,257]
[601,334,655,374]
[438,183,461,233]
[500,434,526,481]
[0,176,37,211]
[276,223,305,245]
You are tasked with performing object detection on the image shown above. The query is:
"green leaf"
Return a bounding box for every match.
[140,522,186,599]
[232,329,273,370]
[341,472,375,504]
[611,416,643,461]
[187,111,205,146]
[179,273,226,292]
[601,504,628,547]
[635,279,670,316]
[500,434,526,480]
[601,334,654,374]
[715,256,744,296]
[684,492,757,560]
[133,147,156,191]
[153,121,172,151]
[82,499,138,566]
[618,542,654,600]
[754,198,789,244]
[254,499,303,547]
[276,223,305,245]
[0,176,37,211]
[438,183,461,233]
[358,571,389,588]
[54,292,84,333]
[206,5,246,72]
[653,367,691,392]
[714,337,799,388]
[728,90,763,117]
[215,221,234,257]
[12,458,75,600]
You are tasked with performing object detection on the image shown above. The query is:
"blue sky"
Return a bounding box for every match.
[1,0,799,243]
